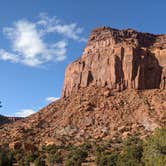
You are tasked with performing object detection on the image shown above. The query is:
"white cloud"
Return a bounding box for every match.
[0,49,18,62]
[4,20,45,57]
[38,13,86,42]
[46,96,60,103]
[0,13,85,67]
[15,109,36,117]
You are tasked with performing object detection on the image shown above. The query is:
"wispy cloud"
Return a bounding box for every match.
[15,109,36,117]
[0,49,18,62]
[46,96,60,103]
[0,13,85,67]
[37,13,86,42]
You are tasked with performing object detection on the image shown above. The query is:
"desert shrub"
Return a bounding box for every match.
[12,147,42,166]
[0,148,13,166]
[34,156,46,166]
[95,144,105,155]
[23,152,39,166]
[117,136,143,166]
[44,144,59,154]
[142,128,166,166]
[65,147,88,166]
[14,151,24,165]
[80,142,92,150]
[96,152,119,166]
[23,160,30,166]
[48,152,63,165]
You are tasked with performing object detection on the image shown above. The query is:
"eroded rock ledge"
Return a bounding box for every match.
[62,26,166,97]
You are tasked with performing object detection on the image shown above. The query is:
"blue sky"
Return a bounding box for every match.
[0,0,166,117]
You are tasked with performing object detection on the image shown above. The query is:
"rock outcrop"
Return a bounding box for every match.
[62,27,166,97]
[0,26,166,147]
[0,87,165,145]
[0,115,22,125]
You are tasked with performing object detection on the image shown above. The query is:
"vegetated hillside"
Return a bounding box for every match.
[0,128,165,166]
[0,86,165,146]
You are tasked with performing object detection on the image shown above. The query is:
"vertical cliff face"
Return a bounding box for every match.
[62,27,166,97]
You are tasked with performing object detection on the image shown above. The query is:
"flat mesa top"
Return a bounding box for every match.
[87,26,166,49]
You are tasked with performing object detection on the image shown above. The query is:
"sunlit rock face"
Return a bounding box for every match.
[62,27,166,97]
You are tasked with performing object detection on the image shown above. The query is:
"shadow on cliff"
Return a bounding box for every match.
[114,47,125,91]
[132,48,163,90]
[114,47,163,91]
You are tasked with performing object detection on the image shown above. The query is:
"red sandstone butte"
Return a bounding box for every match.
[62,27,166,97]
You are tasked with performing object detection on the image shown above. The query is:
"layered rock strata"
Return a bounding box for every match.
[62,27,166,97]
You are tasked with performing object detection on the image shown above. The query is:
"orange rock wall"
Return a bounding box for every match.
[62,27,166,97]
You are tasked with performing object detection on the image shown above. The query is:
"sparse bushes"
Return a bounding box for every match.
[0,128,165,166]
[47,152,63,165]
[142,128,166,166]
[0,148,13,166]
[97,153,118,166]
[117,136,143,166]
[65,146,88,166]
[34,156,46,166]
